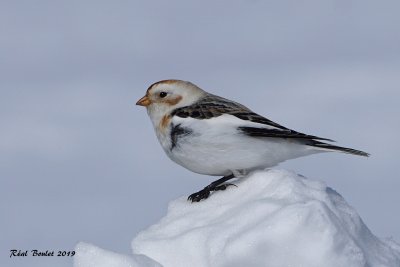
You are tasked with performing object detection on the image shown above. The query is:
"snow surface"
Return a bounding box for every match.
[75,169,400,267]
[74,242,162,267]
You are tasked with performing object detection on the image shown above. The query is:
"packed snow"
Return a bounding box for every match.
[75,169,400,267]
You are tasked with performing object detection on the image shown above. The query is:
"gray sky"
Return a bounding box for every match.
[1,1,399,266]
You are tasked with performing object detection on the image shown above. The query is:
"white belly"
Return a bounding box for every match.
[154,114,320,177]
[165,130,317,176]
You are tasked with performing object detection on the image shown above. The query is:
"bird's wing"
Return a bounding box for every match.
[171,94,286,129]
[171,94,333,142]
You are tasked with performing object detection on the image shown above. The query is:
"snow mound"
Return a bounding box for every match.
[74,242,162,267]
[132,169,400,267]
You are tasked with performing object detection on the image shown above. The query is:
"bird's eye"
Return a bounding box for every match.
[159,92,167,98]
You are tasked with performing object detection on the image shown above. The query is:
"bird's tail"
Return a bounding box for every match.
[308,140,370,157]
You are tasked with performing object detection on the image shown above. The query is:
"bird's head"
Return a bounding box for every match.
[136,80,206,116]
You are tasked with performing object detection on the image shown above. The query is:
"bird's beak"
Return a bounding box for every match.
[136,95,151,106]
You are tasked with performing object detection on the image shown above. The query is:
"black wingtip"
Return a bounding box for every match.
[312,142,370,157]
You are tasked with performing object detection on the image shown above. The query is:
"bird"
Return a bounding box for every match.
[136,79,369,202]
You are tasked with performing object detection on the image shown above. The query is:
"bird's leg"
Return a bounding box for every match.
[188,174,236,202]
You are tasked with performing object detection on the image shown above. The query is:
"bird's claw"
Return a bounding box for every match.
[187,183,236,202]
[187,188,210,202]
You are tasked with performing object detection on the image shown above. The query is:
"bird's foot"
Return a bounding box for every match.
[187,188,210,202]
[187,183,236,202]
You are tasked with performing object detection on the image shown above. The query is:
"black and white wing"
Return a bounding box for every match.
[171,94,333,142]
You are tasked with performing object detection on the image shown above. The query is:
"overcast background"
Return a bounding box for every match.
[1,1,399,266]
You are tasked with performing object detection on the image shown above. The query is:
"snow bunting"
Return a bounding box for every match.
[136,80,369,202]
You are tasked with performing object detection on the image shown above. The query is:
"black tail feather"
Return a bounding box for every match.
[310,141,369,157]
